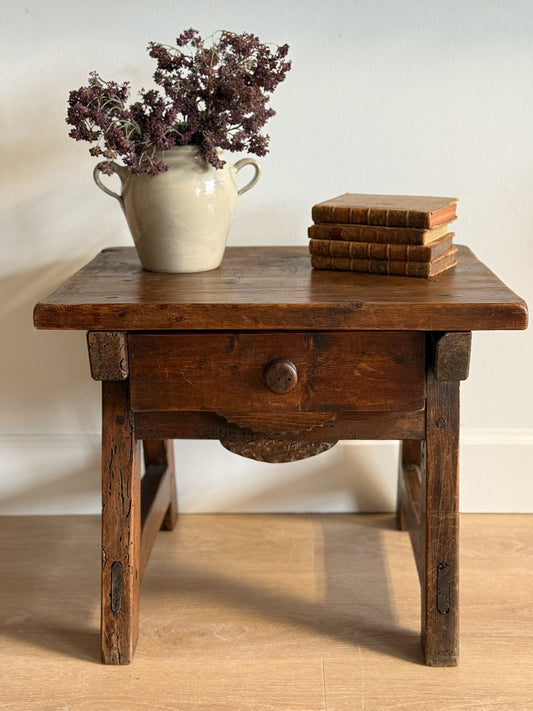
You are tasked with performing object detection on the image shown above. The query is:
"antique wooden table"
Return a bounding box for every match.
[33,245,527,666]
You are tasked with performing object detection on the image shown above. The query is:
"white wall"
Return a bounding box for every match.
[1,0,532,514]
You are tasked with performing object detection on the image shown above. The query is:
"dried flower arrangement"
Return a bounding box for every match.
[66,29,291,177]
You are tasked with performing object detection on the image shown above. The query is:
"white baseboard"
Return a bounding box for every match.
[0,431,531,514]
[459,429,533,513]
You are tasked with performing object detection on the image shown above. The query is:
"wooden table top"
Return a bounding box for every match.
[33,245,528,332]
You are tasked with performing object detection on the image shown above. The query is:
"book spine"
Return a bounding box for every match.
[311,247,458,278]
[311,206,431,229]
[309,238,440,262]
[310,255,431,276]
[308,223,433,245]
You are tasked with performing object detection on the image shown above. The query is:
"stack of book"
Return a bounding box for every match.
[308,193,459,277]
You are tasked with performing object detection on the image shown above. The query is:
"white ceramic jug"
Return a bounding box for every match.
[94,146,260,272]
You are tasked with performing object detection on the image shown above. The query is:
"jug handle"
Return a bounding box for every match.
[233,158,261,196]
[93,163,128,205]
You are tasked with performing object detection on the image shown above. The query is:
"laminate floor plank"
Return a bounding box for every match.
[0,514,531,710]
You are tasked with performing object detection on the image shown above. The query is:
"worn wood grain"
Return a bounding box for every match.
[140,441,178,576]
[133,410,426,441]
[215,410,338,434]
[432,331,472,381]
[87,331,128,381]
[33,245,528,332]
[128,331,426,414]
[397,440,422,520]
[139,465,173,576]
[101,380,141,664]
[397,450,422,578]
[142,439,178,531]
[421,369,460,666]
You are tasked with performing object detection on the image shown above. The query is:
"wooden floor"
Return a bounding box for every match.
[0,513,532,710]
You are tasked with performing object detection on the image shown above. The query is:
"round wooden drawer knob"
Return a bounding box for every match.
[263,358,298,394]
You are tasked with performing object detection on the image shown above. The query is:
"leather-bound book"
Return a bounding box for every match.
[309,233,454,263]
[312,193,458,230]
[307,221,454,246]
[311,247,458,278]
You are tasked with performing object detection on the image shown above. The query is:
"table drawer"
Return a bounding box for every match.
[128,331,425,414]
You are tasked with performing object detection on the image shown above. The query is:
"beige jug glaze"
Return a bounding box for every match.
[93,146,260,273]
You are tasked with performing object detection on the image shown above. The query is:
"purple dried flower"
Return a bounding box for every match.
[67,29,291,176]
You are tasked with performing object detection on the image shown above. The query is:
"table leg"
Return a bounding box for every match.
[397,332,469,665]
[421,369,460,666]
[397,439,422,531]
[142,439,178,531]
[138,438,178,577]
[101,380,141,664]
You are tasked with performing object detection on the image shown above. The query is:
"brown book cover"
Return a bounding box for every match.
[307,221,453,246]
[311,246,458,278]
[312,193,458,229]
[309,233,454,262]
